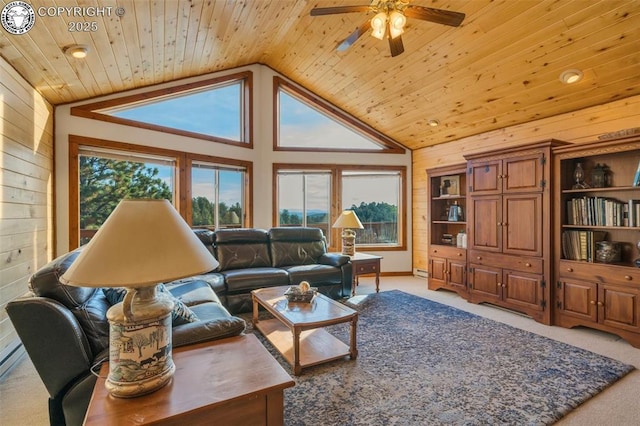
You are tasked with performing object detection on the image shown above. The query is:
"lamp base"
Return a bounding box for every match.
[106,286,174,398]
[341,229,356,256]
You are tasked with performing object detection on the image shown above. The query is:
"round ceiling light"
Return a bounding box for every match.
[64,44,89,59]
[427,119,440,127]
[559,69,583,84]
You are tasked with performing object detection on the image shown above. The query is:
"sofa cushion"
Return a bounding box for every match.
[268,227,327,267]
[171,303,246,347]
[192,229,216,259]
[282,264,344,285]
[102,285,198,326]
[221,267,290,293]
[214,228,272,270]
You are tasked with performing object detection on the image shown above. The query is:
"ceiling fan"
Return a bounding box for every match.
[310,1,465,57]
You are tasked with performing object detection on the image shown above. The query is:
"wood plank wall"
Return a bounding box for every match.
[0,57,54,373]
[413,94,640,275]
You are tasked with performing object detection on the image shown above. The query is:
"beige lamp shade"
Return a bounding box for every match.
[61,199,218,287]
[332,210,364,229]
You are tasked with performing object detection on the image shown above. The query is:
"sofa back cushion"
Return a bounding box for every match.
[214,228,272,270]
[269,227,327,267]
[193,229,216,258]
[29,248,110,355]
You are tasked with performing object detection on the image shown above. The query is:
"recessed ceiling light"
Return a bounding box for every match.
[427,119,440,127]
[64,44,89,59]
[559,69,583,84]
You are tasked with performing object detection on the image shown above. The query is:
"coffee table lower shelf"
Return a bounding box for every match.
[255,318,353,374]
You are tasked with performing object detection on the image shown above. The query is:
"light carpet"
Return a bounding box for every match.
[244,290,634,426]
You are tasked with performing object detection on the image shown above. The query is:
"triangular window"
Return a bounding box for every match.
[71,72,252,147]
[275,77,405,153]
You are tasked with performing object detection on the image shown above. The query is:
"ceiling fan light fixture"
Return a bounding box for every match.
[559,69,583,84]
[64,44,89,59]
[389,11,406,39]
[371,12,387,40]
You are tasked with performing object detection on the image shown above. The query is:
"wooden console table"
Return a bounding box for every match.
[349,252,382,295]
[83,334,294,426]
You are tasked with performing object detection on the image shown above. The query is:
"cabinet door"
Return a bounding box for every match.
[502,194,543,257]
[503,270,544,312]
[469,264,501,301]
[557,279,597,322]
[429,257,447,289]
[503,153,544,193]
[448,259,467,291]
[600,284,640,332]
[468,159,501,195]
[469,195,501,252]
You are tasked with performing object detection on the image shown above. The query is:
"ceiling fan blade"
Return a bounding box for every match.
[388,34,404,57]
[337,20,372,51]
[404,6,465,27]
[310,5,370,16]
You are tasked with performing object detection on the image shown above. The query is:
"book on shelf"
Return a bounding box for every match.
[567,196,629,227]
[633,160,640,187]
[562,230,607,262]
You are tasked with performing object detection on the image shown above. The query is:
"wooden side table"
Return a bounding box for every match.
[349,252,382,295]
[83,334,294,426]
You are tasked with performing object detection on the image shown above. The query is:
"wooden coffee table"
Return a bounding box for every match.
[83,334,294,426]
[252,286,358,375]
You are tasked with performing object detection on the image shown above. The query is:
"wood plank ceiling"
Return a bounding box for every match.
[1,0,639,150]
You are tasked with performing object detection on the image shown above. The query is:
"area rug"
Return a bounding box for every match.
[243,290,634,425]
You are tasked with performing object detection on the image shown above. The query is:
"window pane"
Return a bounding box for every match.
[342,172,399,245]
[191,167,216,227]
[218,170,243,228]
[278,91,383,150]
[305,174,331,238]
[278,174,303,226]
[192,162,245,229]
[277,172,331,242]
[106,83,243,141]
[79,152,174,245]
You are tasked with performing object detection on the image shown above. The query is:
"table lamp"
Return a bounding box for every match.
[60,199,218,398]
[332,210,364,256]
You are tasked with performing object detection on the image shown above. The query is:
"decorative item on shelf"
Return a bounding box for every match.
[441,233,454,245]
[572,162,590,189]
[635,241,640,268]
[447,201,463,222]
[332,210,364,256]
[456,230,467,248]
[633,160,640,187]
[591,163,606,188]
[440,175,460,196]
[60,199,219,398]
[284,281,317,303]
[595,241,621,264]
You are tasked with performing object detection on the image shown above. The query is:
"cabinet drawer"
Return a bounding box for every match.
[354,260,379,275]
[559,260,640,286]
[430,245,466,261]
[469,250,542,274]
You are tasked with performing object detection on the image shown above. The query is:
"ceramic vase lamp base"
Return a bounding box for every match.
[105,285,175,398]
[341,229,356,256]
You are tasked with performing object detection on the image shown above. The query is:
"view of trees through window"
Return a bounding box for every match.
[79,153,174,245]
[276,168,403,248]
[191,164,245,229]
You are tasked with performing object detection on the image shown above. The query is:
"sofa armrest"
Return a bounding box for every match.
[318,253,350,267]
[6,297,95,399]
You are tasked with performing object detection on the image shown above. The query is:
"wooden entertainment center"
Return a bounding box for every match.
[427,135,640,348]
